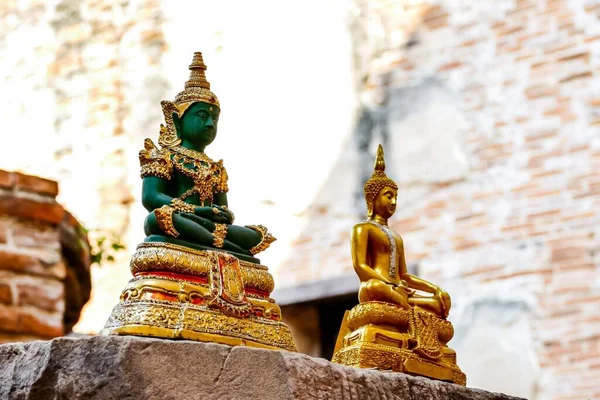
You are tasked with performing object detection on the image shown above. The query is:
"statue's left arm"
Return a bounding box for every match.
[212,160,234,224]
[398,239,445,295]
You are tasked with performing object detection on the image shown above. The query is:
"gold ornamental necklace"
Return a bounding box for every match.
[171,145,217,205]
[367,219,397,278]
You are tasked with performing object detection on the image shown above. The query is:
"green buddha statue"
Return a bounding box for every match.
[101,53,296,352]
[140,52,273,263]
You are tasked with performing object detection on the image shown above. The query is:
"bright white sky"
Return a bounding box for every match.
[160,0,356,269]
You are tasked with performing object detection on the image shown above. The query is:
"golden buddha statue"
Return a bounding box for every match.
[332,145,465,385]
[100,52,296,352]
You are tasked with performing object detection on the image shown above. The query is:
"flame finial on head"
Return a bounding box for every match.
[363,145,398,217]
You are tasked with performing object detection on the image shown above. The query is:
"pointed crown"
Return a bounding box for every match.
[173,52,220,114]
[363,145,398,216]
[157,52,221,148]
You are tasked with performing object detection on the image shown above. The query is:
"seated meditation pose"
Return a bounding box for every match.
[332,145,465,385]
[101,53,296,352]
[353,146,450,318]
[140,54,273,262]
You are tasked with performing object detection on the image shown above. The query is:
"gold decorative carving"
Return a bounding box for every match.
[104,242,294,351]
[332,144,465,385]
[129,242,274,293]
[170,198,196,213]
[139,138,174,180]
[347,301,410,331]
[104,51,294,353]
[154,205,179,237]
[363,145,398,217]
[102,301,295,352]
[207,250,252,317]
[246,225,276,255]
[173,52,220,109]
[332,341,466,386]
[213,223,227,248]
[158,100,181,148]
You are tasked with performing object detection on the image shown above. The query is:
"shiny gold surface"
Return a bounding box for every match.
[332,144,465,385]
[102,301,294,351]
[104,51,293,352]
[103,243,295,351]
[140,138,174,180]
[246,224,276,255]
[174,52,220,109]
[154,204,179,237]
[213,223,227,248]
[129,242,275,293]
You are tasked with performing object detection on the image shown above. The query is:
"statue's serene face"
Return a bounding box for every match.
[178,102,220,149]
[373,186,397,219]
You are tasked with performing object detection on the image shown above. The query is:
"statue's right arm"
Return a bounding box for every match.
[141,176,173,212]
[351,225,391,284]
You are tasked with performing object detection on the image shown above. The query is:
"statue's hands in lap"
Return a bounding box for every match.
[193,206,233,224]
[213,205,234,224]
[393,283,415,296]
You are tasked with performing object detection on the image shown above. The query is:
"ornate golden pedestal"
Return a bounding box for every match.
[332,302,466,386]
[101,242,296,352]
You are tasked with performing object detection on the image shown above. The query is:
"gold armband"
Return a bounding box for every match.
[246,224,276,255]
[213,223,228,248]
[139,139,173,180]
[171,198,196,213]
[154,205,179,237]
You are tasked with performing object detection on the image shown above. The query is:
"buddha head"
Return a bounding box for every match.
[363,145,398,218]
[174,102,220,150]
[158,52,221,150]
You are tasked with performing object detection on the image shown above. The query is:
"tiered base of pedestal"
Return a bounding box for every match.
[332,302,466,386]
[333,329,466,385]
[100,242,296,352]
[102,300,296,351]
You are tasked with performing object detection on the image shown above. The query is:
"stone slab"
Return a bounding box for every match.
[0,336,524,400]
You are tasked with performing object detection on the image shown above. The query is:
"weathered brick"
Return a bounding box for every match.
[0,249,61,278]
[560,71,593,83]
[498,25,524,36]
[14,172,59,197]
[0,304,63,338]
[437,61,463,71]
[0,283,12,305]
[525,84,558,99]
[557,51,590,63]
[17,280,64,312]
[462,265,505,278]
[12,222,60,250]
[0,170,14,189]
[0,195,64,225]
[18,310,63,338]
[528,150,562,167]
[0,220,8,245]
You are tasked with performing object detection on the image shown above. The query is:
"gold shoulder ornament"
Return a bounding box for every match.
[139,138,173,180]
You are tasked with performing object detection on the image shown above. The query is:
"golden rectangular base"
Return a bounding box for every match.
[332,341,466,386]
[101,300,296,352]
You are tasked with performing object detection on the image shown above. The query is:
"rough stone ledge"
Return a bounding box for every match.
[0,336,524,400]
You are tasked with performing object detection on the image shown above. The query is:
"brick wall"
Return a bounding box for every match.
[281,0,600,399]
[0,0,171,333]
[0,170,91,342]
